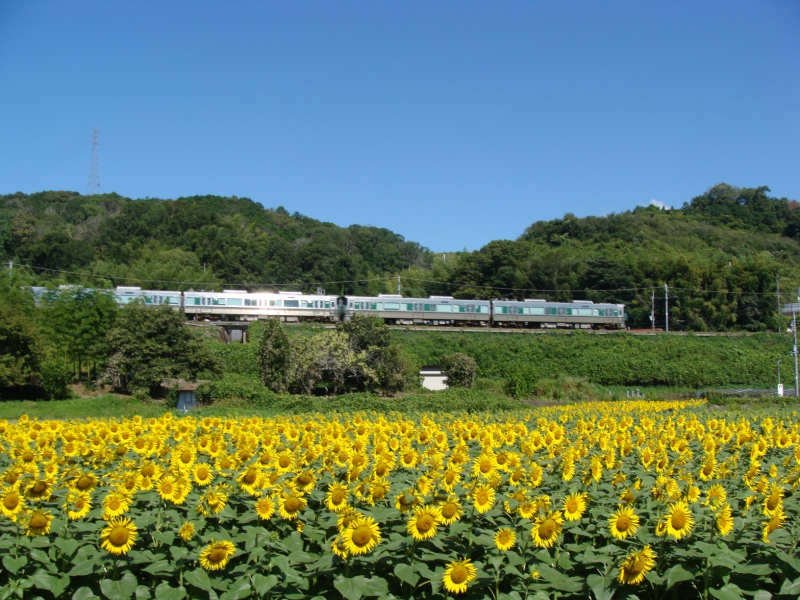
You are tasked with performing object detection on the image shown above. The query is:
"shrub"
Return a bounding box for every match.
[441,352,477,388]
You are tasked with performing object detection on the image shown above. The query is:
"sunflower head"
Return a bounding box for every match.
[100,517,138,555]
[199,539,236,571]
[442,559,478,595]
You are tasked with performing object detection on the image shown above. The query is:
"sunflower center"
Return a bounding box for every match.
[450,564,469,584]
[351,525,373,547]
[3,493,19,510]
[671,511,687,529]
[616,515,631,531]
[108,525,130,546]
[416,514,435,533]
[441,502,458,519]
[331,489,346,503]
[242,470,257,485]
[29,513,48,529]
[539,519,557,538]
[207,547,227,564]
[30,481,48,496]
[76,476,93,490]
[284,497,302,513]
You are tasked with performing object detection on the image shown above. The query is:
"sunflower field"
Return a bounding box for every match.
[0,400,798,599]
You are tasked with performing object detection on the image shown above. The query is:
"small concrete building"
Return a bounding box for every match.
[420,366,448,391]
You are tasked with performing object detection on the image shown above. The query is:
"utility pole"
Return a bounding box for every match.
[86,128,101,195]
[664,283,669,332]
[397,275,401,295]
[794,291,799,397]
[650,288,655,330]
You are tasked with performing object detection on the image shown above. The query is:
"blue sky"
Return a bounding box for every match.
[1,1,798,252]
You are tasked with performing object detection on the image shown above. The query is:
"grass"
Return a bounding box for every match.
[0,395,168,421]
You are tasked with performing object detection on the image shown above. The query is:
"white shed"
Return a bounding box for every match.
[420,366,448,391]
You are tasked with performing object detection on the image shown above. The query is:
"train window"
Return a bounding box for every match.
[283,300,299,308]
[423,304,432,311]
[382,302,401,310]
[227,298,243,307]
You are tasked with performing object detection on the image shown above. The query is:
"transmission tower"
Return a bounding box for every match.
[86,128,101,195]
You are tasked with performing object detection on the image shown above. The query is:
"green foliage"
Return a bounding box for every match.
[395,329,792,390]
[287,330,378,395]
[337,316,410,393]
[440,352,477,388]
[0,298,43,396]
[102,304,221,395]
[1,192,431,293]
[256,319,290,392]
[196,374,278,406]
[38,357,73,400]
[533,375,600,402]
[36,287,118,380]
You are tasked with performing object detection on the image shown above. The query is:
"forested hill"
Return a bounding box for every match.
[0,191,432,294]
[2,183,800,331]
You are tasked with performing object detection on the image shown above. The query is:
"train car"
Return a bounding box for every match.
[182,289,339,322]
[343,294,491,325]
[491,298,625,329]
[114,286,182,307]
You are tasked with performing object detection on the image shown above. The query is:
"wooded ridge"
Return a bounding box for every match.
[2,182,799,331]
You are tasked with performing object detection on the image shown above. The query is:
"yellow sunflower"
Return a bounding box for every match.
[617,545,656,585]
[178,521,195,542]
[23,508,53,536]
[100,517,138,555]
[192,462,214,487]
[704,483,727,509]
[438,496,463,525]
[102,491,131,519]
[407,504,442,541]
[341,515,382,555]
[562,492,588,521]
[715,503,734,537]
[254,495,275,520]
[326,482,350,512]
[762,509,786,543]
[196,487,228,517]
[278,489,307,521]
[0,486,25,520]
[442,558,478,595]
[472,484,496,514]
[531,510,563,549]
[494,527,516,551]
[609,505,640,540]
[662,500,694,541]
[331,534,349,560]
[199,540,236,571]
[63,491,92,520]
[24,479,53,502]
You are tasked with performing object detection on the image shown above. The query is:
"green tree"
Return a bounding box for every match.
[338,315,408,392]
[0,302,43,396]
[257,318,290,392]
[287,330,377,395]
[102,304,220,395]
[37,288,118,380]
[441,352,477,388]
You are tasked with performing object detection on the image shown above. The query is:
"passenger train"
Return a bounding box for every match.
[106,287,626,329]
